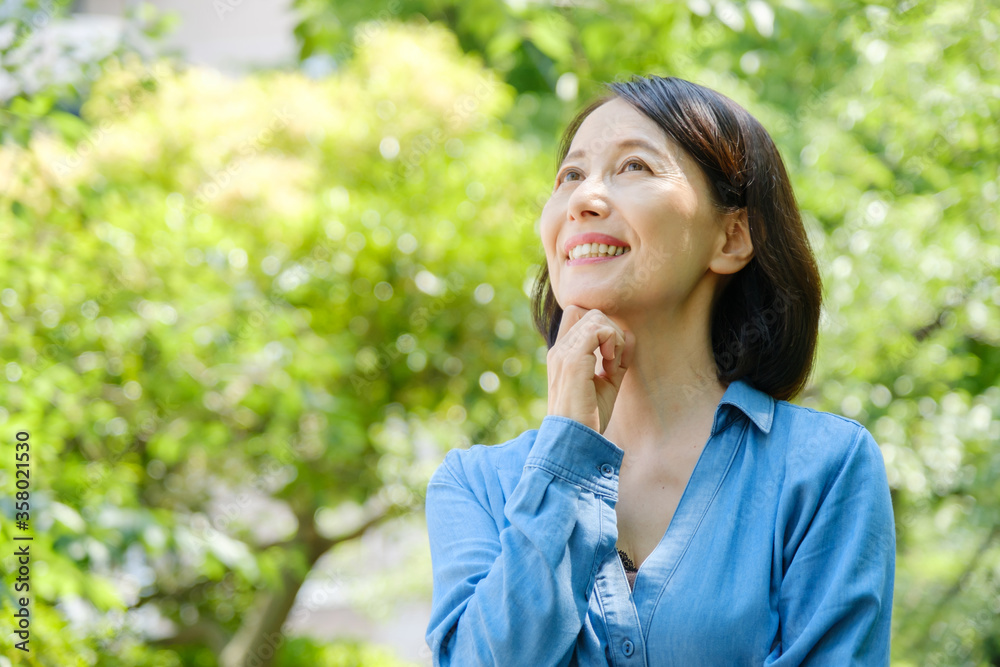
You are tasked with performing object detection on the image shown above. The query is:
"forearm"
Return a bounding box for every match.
[426,416,623,666]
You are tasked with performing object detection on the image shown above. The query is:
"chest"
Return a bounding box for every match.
[614,449,702,569]
[582,466,781,667]
[580,436,783,665]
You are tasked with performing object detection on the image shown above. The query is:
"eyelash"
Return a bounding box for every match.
[558,159,647,184]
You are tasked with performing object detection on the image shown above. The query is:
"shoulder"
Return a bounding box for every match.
[772,399,867,444]
[768,400,895,564]
[428,426,537,492]
[769,400,885,488]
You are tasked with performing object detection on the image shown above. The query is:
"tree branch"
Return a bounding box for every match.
[134,579,215,610]
[326,497,400,551]
[217,496,401,667]
[913,522,1000,653]
[150,617,229,656]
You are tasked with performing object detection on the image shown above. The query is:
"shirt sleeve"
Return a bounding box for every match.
[766,425,896,666]
[424,415,623,667]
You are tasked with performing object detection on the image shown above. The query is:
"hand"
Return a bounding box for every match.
[546,306,635,435]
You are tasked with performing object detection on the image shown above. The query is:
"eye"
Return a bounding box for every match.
[557,168,583,185]
[622,159,646,172]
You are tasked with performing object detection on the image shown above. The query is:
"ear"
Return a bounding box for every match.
[708,209,754,276]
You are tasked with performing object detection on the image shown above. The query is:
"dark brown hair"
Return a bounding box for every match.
[530,75,823,401]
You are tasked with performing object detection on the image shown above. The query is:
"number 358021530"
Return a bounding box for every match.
[15,431,30,524]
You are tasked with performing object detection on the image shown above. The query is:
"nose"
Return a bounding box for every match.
[567,173,610,222]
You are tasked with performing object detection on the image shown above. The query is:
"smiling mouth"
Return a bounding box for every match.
[567,243,631,262]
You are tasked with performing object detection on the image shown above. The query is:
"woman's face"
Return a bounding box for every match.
[539,97,736,318]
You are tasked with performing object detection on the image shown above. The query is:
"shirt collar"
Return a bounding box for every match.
[711,379,775,436]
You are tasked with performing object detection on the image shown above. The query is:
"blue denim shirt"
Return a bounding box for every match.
[425,379,896,666]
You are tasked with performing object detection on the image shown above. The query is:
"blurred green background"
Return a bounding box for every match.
[1,0,998,665]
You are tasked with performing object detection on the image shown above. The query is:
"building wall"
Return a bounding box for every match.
[76,0,299,72]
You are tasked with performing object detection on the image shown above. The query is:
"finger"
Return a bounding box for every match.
[594,327,623,380]
[600,351,614,379]
[601,333,624,375]
[557,309,621,368]
[599,327,624,363]
[554,305,589,346]
[558,307,611,358]
[602,332,632,388]
[619,330,635,370]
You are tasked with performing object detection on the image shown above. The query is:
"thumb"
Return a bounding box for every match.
[554,305,588,347]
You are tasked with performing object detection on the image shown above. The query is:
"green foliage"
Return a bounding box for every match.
[0,0,174,146]
[1,0,998,664]
[1,19,549,665]
[274,638,418,666]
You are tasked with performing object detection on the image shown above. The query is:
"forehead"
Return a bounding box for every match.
[566,97,677,159]
[564,97,685,166]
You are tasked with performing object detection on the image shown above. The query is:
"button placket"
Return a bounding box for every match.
[594,550,647,667]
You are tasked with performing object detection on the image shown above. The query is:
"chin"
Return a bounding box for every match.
[558,292,626,315]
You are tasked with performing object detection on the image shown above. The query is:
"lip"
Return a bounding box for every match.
[566,253,629,266]
[563,232,630,258]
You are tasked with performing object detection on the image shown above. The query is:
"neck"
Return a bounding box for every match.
[600,290,728,453]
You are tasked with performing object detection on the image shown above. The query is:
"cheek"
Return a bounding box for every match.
[539,203,560,252]
[539,214,560,279]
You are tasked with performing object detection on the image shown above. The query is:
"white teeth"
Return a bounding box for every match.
[570,243,630,259]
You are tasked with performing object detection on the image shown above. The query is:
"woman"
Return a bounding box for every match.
[424,75,895,666]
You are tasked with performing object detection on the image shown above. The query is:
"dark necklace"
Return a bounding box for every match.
[618,548,637,572]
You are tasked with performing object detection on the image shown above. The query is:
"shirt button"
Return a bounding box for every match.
[622,639,634,657]
[600,463,615,478]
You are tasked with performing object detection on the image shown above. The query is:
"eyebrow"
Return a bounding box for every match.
[561,138,665,166]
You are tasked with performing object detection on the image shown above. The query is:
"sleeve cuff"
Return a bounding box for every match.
[524,415,625,499]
